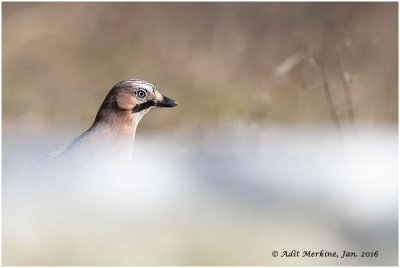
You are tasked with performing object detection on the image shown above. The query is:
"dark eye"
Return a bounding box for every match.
[137,89,147,99]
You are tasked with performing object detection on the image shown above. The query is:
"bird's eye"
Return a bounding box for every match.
[136,89,147,99]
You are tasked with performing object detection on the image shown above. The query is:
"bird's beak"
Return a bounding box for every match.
[154,95,178,108]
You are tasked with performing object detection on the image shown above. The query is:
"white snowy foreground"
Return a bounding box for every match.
[3,122,397,265]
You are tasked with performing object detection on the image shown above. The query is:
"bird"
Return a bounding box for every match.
[49,79,178,171]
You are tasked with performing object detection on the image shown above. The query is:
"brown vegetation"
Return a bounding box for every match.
[3,3,397,130]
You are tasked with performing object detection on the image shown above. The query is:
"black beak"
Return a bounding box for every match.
[155,95,178,108]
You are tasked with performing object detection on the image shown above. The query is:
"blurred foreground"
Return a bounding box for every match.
[3,122,397,265]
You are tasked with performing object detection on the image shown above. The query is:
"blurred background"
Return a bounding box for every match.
[2,2,398,265]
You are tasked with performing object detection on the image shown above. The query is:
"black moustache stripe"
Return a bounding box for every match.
[132,100,155,113]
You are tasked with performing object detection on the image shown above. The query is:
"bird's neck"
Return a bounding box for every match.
[90,111,140,158]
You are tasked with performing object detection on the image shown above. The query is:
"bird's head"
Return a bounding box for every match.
[95,79,178,124]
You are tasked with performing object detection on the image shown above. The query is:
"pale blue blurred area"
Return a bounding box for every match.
[3,122,397,265]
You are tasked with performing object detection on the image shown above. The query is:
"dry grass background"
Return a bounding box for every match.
[2,2,397,131]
